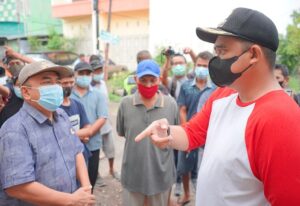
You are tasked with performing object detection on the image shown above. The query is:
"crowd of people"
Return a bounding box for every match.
[0,7,300,206]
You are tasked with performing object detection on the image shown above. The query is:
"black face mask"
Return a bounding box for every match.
[63,87,72,97]
[278,81,284,88]
[208,50,252,87]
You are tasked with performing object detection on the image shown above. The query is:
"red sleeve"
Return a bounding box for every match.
[182,87,236,150]
[246,93,300,205]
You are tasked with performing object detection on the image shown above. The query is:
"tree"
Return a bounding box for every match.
[278,9,300,74]
[28,27,77,52]
[28,36,42,51]
[46,28,64,51]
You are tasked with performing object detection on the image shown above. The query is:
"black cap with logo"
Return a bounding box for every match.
[196,8,279,51]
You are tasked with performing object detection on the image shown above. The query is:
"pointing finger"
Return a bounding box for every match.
[135,123,154,142]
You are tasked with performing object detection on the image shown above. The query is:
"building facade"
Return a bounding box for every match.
[52,0,149,70]
[0,0,62,52]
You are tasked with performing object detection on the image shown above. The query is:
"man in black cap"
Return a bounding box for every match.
[135,8,300,206]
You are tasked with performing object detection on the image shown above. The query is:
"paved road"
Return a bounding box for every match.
[94,102,195,206]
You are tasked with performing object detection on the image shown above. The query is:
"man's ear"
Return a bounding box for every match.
[21,86,31,101]
[134,75,138,83]
[248,45,262,65]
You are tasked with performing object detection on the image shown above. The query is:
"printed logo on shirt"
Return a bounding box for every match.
[69,114,81,131]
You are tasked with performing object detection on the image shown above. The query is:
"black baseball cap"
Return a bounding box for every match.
[196,8,279,51]
[90,60,103,70]
[74,62,93,72]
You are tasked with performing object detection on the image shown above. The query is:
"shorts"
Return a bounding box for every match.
[177,148,199,176]
[102,131,115,159]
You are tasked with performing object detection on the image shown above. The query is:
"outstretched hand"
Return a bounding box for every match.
[135,118,173,149]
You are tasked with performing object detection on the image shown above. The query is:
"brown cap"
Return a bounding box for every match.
[18,60,73,85]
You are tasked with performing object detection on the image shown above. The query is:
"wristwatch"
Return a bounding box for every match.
[167,126,171,136]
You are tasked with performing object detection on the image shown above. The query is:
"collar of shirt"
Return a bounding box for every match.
[72,85,94,98]
[192,78,211,90]
[133,91,164,108]
[22,102,59,124]
[177,76,188,84]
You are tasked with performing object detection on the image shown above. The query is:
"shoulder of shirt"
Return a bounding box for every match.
[253,90,300,118]
[120,94,134,105]
[163,94,177,105]
[70,98,83,107]
[56,107,70,119]
[209,87,236,101]
[0,109,26,136]
[182,79,194,87]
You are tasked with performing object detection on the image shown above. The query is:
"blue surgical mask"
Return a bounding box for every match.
[172,65,186,76]
[195,66,209,79]
[32,85,63,111]
[76,76,92,88]
[93,74,104,82]
[13,86,23,99]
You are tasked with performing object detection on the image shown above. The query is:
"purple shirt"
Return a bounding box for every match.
[0,103,84,206]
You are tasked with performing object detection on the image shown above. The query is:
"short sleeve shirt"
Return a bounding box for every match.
[177,79,213,121]
[71,86,108,151]
[0,103,84,206]
[92,81,113,135]
[116,91,179,195]
[183,88,300,205]
[60,98,90,131]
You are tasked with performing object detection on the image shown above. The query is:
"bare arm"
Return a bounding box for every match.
[0,84,10,98]
[179,106,187,124]
[76,117,106,141]
[135,118,189,151]
[5,46,34,64]
[6,182,95,206]
[161,56,171,87]
[76,125,92,141]
[75,153,91,188]
[183,47,197,64]
[89,118,106,137]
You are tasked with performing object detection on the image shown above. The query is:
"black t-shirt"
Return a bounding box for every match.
[0,83,24,128]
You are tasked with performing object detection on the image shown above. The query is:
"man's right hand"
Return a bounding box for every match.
[135,118,173,149]
[71,186,96,206]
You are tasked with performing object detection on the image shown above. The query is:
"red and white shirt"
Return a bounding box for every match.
[183,87,300,206]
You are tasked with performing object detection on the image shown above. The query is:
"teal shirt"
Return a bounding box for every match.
[71,86,108,151]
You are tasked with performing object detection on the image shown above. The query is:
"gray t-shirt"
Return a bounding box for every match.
[117,91,179,195]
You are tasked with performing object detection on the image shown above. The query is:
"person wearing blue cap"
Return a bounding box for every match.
[116,59,179,206]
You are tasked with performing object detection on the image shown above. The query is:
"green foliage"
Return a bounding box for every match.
[107,71,130,102]
[46,28,64,50]
[28,36,42,51]
[28,27,77,52]
[109,93,122,102]
[153,46,167,66]
[278,9,300,74]
[46,28,77,51]
[289,76,300,92]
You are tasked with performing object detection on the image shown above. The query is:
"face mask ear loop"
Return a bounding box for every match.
[236,48,253,75]
[22,86,39,102]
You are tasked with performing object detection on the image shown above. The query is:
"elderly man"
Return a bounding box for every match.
[0,61,95,206]
[135,8,300,206]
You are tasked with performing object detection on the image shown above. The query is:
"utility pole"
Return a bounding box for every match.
[104,0,112,81]
[92,0,100,54]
